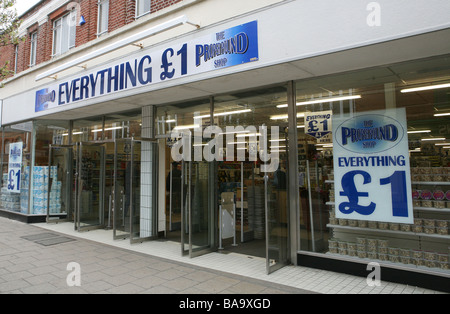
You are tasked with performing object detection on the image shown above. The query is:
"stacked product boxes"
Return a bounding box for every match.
[32,166,47,215]
[20,166,30,213]
[32,166,62,215]
[49,166,62,214]
[1,173,20,212]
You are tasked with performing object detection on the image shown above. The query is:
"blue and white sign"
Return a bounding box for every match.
[333,108,413,224]
[35,21,259,113]
[7,142,23,193]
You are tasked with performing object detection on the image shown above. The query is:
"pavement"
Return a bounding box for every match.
[0,217,309,295]
[0,216,446,295]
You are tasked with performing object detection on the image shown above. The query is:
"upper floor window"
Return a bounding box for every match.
[52,10,77,57]
[136,0,151,18]
[97,0,109,36]
[30,32,37,67]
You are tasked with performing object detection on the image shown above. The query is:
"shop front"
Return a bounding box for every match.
[2,52,449,288]
[153,54,450,288]
[1,0,449,290]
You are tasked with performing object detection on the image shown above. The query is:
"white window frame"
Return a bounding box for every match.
[136,0,151,18]
[52,10,77,57]
[97,0,109,36]
[29,32,37,67]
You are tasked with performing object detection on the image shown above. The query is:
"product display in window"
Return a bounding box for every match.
[1,167,29,213]
[326,164,450,272]
[32,166,62,215]
[20,166,30,213]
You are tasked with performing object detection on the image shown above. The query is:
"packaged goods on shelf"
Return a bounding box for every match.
[31,166,62,215]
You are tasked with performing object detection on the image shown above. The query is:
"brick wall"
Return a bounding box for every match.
[151,0,182,14]
[0,0,184,81]
[76,0,99,46]
[0,42,15,77]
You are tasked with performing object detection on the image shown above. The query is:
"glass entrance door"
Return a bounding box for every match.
[181,159,216,257]
[129,139,159,244]
[113,139,131,239]
[47,145,75,223]
[76,142,106,231]
[112,138,159,243]
[264,126,290,274]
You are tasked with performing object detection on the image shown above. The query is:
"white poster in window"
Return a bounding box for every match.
[332,108,413,224]
[305,111,332,143]
[7,142,23,193]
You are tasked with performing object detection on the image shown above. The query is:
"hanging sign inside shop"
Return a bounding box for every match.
[35,21,259,113]
[305,111,332,143]
[7,142,23,193]
[332,108,414,224]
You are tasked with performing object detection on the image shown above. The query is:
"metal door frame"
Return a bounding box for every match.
[181,160,189,256]
[129,137,159,244]
[76,142,106,232]
[265,124,291,275]
[112,138,130,240]
[46,144,75,224]
[180,159,217,258]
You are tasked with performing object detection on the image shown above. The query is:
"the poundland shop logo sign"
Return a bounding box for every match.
[35,21,259,112]
[333,108,414,224]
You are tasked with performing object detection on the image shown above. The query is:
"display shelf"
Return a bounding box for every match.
[324,252,450,276]
[326,180,450,186]
[412,181,450,186]
[325,166,450,274]
[326,224,450,240]
[413,207,450,214]
[327,201,450,214]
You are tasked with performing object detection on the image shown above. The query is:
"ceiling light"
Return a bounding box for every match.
[270,113,305,120]
[194,109,252,120]
[434,113,450,117]
[236,133,261,138]
[219,130,250,136]
[270,146,286,149]
[277,95,361,108]
[401,83,450,93]
[270,139,286,142]
[421,138,446,141]
[407,130,431,134]
[92,126,123,133]
[62,131,84,136]
[173,124,199,130]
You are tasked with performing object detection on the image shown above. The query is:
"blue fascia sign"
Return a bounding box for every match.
[35,21,259,113]
[333,108,414,224]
